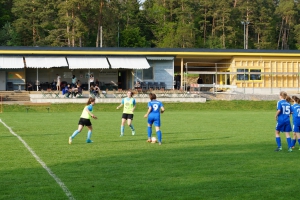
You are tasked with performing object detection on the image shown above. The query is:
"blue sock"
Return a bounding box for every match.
[147,127,152,138]
[87,130,92,140]
[157,130,162,142]
[287,137,292,148]
[71,130,80,138]
[292,139,296,147]
[298,139,300,145]
[129,124,135,131]
[276,137,281,147]
[121,126,124,134]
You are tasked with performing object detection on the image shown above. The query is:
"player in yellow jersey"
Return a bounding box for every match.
[117,91,136,136]
[69,97,98,144]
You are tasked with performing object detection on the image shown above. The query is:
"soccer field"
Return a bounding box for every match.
[0,109,299,200]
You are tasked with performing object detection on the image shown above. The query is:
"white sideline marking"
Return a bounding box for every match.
[0,119,75,200]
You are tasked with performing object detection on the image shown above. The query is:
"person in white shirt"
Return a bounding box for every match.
[56,74,61,91]
[89,74,94,87]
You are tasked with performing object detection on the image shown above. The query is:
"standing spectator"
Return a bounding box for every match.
[69,97,98,144]
[56,74,61,91]
[72,75,77,87]
[89,74,94,87]
[197,75,203,84]
[144,93,165,145]
[175,73,181,90]
[116,91,136,136]
[274,91,293,152]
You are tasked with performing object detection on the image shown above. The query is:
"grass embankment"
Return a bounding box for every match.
[2,100,277,112]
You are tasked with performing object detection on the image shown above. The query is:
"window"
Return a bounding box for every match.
[237,69,249,81]
[250,69,261,80]
[142,66,153,80]
[237,69,262,81]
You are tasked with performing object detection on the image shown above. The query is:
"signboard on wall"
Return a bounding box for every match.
[8,71,25,80]
[99,70,118,83]
[64,72,72,79]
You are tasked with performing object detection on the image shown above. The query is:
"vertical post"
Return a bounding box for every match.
[118,22,120,47]
[36,68,39,91]
[246,21,249,49]
[180,58,183,90]
[100,26,102,48]
[243,23,246,49]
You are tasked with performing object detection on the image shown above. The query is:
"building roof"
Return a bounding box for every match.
[1,46,300,67]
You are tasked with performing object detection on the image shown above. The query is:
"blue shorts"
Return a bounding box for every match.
[148,115,161,127]
[293,125,300,133]
[276,122,292,132]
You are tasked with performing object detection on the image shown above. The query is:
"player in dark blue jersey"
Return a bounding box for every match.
[274,91,292,152]
[144,93,165,145]
[291,96,300,149]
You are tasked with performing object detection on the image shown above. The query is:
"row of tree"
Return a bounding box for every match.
[1,0,300,50]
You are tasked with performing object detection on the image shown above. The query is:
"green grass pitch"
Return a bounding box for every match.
[0,102,299,200]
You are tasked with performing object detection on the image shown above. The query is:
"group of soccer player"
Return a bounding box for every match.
[68,91,165,145]
[275,91,300,152]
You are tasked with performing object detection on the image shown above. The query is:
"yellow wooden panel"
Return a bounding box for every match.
[8,71,25,79]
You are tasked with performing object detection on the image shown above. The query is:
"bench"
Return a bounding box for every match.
[41,90,60,98]
[23,102,51,113]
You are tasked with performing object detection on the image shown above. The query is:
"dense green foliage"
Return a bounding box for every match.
[1,0,300,49]
[1,100,277,112]
[1,108,299,199]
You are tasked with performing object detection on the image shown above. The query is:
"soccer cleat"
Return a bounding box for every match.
[274,147,282,152]
[158,142,162,145]
[132,130,135,135]
[69,137,72,144]
[86,139,93,143]
[120,133,124,137]
[288,148,293,152]
[147,139,152,143]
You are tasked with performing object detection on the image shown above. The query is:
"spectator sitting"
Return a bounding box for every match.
[94,84,101,97]
[134,81,141,89]
[74,84,82,97]
[51,79,56,90]
[62,84,70,96]
[27,82,33,91]
[95,79,100,86]
[90,86,95,96]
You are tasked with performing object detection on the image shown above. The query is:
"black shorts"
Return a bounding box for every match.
[78,118,92,126]
[122,113,134,120]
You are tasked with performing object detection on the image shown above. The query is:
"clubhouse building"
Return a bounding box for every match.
[1,46,300,94]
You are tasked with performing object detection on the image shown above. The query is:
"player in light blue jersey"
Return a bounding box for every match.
[116,91,136,136]
[274,91,292,152]
[291,96,300,149]
[144,93,165,145]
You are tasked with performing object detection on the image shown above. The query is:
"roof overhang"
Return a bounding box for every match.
[67,56,109,69]
[108,57,151,69]
[25,56,68,68]
[0,56,24,69]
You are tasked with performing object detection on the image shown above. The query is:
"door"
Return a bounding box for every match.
[118,70,127,90]
[0,71,6,91]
